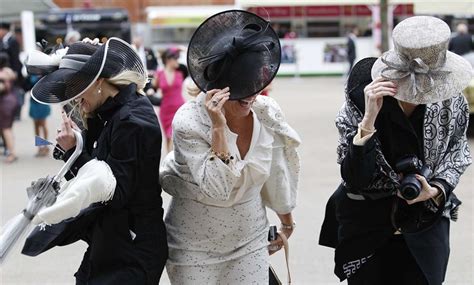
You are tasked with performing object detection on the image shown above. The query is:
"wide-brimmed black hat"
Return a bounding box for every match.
[187,10,281,100]
[25,37,146,104]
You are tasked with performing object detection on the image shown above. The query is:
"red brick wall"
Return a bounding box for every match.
[53,0,234,22]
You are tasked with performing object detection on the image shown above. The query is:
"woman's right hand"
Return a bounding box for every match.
[205,87,230,129]
[56,111,77,152]
[361,77,397,130]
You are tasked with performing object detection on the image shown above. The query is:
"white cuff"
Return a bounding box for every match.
[353,127,374,146]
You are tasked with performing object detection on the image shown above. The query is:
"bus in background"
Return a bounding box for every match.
[34,8,131,45]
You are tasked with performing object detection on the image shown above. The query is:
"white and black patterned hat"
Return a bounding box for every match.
[187,10,281,100]
[371,16,473,104]
[25,37,146,104]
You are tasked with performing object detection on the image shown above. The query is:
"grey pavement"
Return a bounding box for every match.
[1,77,473,284]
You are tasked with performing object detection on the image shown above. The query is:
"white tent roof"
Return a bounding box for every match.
[414,1,473,16]
[238,0,474,16]
[238,0,412,6]
[0,0,56,20]
[146,5,238,19]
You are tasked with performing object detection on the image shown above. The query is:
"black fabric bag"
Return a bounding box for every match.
[269,266,282,285]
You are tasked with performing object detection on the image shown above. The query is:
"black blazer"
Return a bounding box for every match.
[347,36,356,62]
[144,47,158,71]
[22,84,168,284]
[448,33,473,56]
[0,33,23,82]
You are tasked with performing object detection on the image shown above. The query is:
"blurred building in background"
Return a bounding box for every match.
[1,0,472,75]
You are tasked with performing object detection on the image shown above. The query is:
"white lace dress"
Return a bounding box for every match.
[160,93,300,284]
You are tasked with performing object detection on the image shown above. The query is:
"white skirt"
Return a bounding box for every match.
[165,195,269,265]
[166,247,269,285]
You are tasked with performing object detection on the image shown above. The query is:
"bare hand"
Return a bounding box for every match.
[398,174,440,205]
[56,111,77,151]
[361,77,397,129]
[205,87,230,129]
[269,230,292,255]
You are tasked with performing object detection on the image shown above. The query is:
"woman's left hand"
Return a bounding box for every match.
[399,174,440,205]
[269,232,286,256]
[269,225,294,255]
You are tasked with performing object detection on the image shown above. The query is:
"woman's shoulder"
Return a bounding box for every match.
[113,97,160,131]
[253,95,301,146]
[172,97,208,133]
[253,95,285,122]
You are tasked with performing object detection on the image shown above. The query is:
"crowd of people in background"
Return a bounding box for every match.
[0,22,196,164]
[0,9,472,285]
[0,22,22,163]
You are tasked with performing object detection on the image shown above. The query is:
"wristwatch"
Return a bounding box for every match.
[280,221,296,230]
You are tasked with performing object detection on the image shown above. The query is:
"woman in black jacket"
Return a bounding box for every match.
[22,37,168,284]
[320,16,472,285]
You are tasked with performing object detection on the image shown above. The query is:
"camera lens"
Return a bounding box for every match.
[400,175,421,200]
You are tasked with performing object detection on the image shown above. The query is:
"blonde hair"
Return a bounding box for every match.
[107,70,147,95]
[66,70,148,129]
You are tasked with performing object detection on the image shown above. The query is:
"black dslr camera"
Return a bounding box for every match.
[395,156,432,200]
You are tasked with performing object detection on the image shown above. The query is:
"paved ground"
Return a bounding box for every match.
[1,77,473,284]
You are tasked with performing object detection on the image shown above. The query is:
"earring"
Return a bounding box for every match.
[98,87,102,95]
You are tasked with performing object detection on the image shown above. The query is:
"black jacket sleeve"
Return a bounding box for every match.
[430,178,454,201]
[7,37,22,77]
[341,133,378,191]
[105,120,141,209]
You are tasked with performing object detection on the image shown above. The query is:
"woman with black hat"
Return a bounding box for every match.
[160,10,300,284]
[21,37,168,284]
[320,16,472,285]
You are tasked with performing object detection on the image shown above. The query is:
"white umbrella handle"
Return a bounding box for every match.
[0,130,85,262]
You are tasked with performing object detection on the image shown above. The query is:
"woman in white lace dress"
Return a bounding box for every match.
[161,88,300,284]
[160,10,301,284]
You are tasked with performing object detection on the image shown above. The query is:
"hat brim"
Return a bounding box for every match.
[187,10,281,100]
[31,44,107,105]
[31,68,92,105]
[371,50,473,104]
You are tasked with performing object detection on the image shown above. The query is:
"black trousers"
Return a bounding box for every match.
[348,235,428,285]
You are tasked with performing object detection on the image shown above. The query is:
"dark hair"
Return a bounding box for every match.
[0,52,10,69]
[0,22,10,30]
[161,49,179,66]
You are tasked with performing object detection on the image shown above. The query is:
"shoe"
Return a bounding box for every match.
[41,147,50,157]
[35,147,50,157]
[4,154,18,164]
